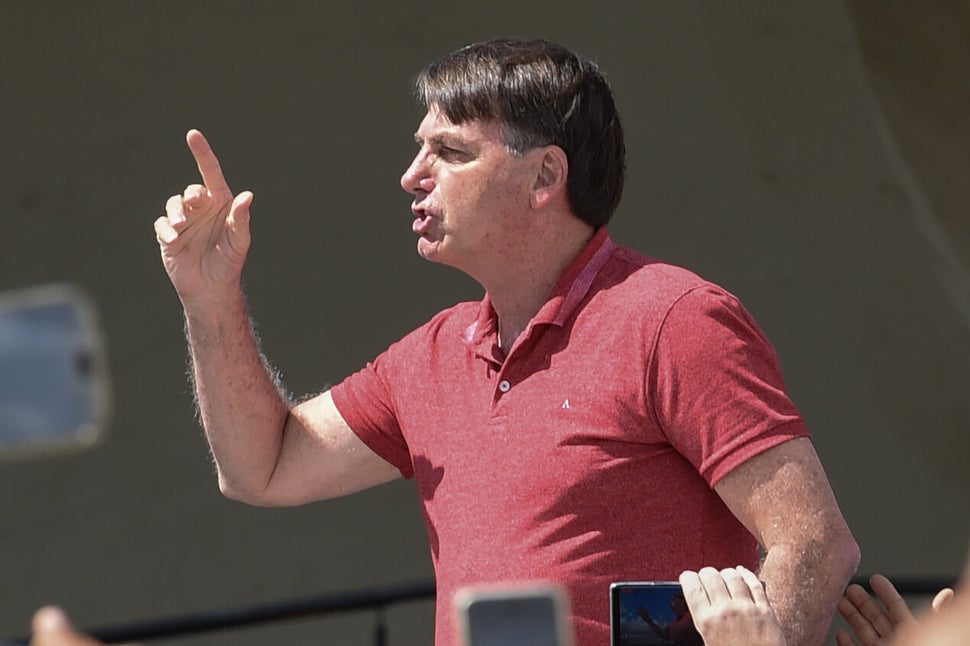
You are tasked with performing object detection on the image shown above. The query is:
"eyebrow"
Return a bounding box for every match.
[413,132,466,148]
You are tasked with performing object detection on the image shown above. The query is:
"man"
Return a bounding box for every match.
[154,39,859,644]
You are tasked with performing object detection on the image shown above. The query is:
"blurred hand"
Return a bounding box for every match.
[836,563,962,646]
[932,587,955,613]
[30,607,103,646]
[153,129,254,309]
[893,583,966,646]
[835,574,920,645]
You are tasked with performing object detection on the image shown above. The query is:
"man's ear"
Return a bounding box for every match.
[530,146,568,210]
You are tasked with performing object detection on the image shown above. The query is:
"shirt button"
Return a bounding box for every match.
[498,380,511,393]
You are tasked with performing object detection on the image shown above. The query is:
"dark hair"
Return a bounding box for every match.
[415,39,625,228]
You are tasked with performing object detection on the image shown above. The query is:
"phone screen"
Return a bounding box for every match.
[0,285,109,460]
[609,582,702,646]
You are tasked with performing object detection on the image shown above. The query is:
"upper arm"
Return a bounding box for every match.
[256,390,402,506]
[714,437,858,560]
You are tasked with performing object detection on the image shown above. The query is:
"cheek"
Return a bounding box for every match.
[439,167,529,226]
[441,176,489,214]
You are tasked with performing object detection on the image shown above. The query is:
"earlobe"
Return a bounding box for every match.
[531,146,568,209]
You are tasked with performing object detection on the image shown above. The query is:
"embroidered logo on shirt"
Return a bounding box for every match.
[562,399,570,409]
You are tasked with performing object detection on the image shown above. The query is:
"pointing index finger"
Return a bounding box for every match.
[186,129,232,196]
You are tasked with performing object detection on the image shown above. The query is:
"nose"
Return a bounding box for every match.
[401,149,434,195]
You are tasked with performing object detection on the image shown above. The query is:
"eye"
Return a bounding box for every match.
[436,145,470,162]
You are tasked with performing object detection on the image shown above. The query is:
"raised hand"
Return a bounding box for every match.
[154,130,254,308]
[835,574,918,646]
[680,566,786,646]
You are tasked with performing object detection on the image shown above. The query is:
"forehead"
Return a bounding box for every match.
[413,105,505,146]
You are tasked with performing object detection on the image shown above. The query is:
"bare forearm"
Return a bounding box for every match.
[184,289,291,500]
[760,530,860,646]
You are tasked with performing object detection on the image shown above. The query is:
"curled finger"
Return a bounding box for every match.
[165,194,186,226]
[182,183,207,206]
[154,215,178,244]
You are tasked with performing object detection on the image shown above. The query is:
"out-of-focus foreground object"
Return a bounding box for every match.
[0,284,110,461]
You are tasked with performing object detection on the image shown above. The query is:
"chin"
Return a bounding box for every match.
[416,239,443,263]
[416,241,466,274]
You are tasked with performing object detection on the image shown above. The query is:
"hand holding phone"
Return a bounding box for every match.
[678,566,782,646]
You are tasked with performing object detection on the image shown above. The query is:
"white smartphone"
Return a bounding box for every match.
[455,583,575,646]
[0,284,110,461]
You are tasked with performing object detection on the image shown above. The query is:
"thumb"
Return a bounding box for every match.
[33,606,71,633]
[227,190,254,234]
[932,587,955,613]
[31,606,102,645]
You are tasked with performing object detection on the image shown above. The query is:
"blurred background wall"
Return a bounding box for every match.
[1,1,967,643]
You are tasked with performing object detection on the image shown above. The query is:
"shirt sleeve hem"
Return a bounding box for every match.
[704,419,811,488]
[330,382,415,479]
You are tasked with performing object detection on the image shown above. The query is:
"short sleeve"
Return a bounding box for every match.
[649,285,809,486]
[330,351,415,479]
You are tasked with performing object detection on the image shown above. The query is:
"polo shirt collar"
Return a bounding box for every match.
[461,227,617,360]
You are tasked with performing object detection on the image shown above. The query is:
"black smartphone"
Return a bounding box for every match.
[609,581,702,646]
[455,583,575,646]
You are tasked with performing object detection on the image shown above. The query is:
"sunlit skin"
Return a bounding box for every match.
[401,105,543,283]
[399,105,593,350]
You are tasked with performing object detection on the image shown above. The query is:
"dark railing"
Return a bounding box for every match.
[3,575,957,644]
[3,580,435,646]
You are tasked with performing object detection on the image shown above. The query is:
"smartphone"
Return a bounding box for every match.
[609,581,701,646]
[0,284,110,461]
[455,583,575,646]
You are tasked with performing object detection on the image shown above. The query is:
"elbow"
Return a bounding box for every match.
[835,528,862,583]
[216,472,277,507]
[810,523,861,589]
[771,523,861,588]
[217,474,255,503]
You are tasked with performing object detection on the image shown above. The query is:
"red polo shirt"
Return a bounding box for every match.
[331,227,808,645]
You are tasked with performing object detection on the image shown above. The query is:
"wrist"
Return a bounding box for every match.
[181,287,249,332]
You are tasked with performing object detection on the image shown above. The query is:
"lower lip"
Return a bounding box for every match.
[412,215,432,235]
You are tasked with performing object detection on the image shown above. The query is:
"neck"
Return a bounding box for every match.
[487,222,596,351]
